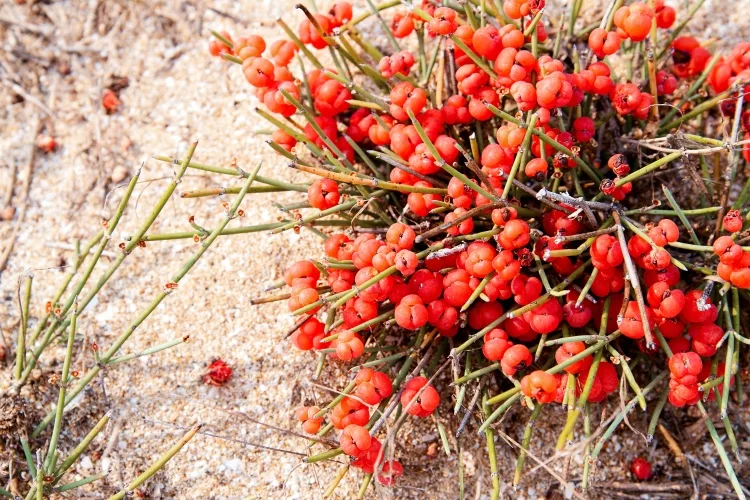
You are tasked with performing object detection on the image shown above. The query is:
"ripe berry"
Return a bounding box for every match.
[395,294,429,330]
[325,234,354,261]
[668,351,702,379]
[445,208,474,236]
[400,376,440,417]
[524,157,549,181]
[555,341,592,374]
[723,209,743,233]
[646,282,685,318]
[296,406,323,434]
[536,73,573,109]
[352,437,384,473]
[340,424,372,458]
[427,299,459,332]
[613,2,654,42]
[329,2,353,26]
[648,219,680,247]
[271,128,297,152]
[498,219,531,250]
[343,297,379,328]
[390,82,428,121]
[102,89,121,113]
[299,14,332,49]
[314,80,351,116]
[689,322,724,357]
[410,269,444,303]
[355,368,394,405]
[408,182,441,216]
[355,266,394,302]
[328,269,355,293]
[656,70,678,95]
[204,359,232,386]
[468,86,500,121]
[391,11,415,38]
[332,397,370,429]
[292,317,325,350]
[378,460,404,486]
[465,245,497,278]
[334,330,365,361]
[482,328,514,361]
[620,301,655,339]
[285,260,320,288]
[379,51,416,78]
[591,234,624,269]
[468,300,505,330]
[308,179,340,210]
[428,7,458,36]
[501,344,532,376]
[655,0,676,28]
[209,31,234,57]
[679,289,718,325]
[573,117,595,142]
[672,36,711,78]
[523,298,563,334]
[631,457,652,481]
[386,223,416,250]
[269,39,298,66]
[441,95,472,125]
[588,29,621,59]
[243,57,275,87]
[520,370,557,403]
[473,25,502,60]
[511,274,543,305]
[234,35,266,60]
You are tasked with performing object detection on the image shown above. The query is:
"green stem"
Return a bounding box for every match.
[107,425,202,500]
[17,157,145,388]
[14,275,33,380]
[482,392,500,500]
[45,304,78,472]
[513,403,543,486]
[34,161,260,437]
[696,400,745,498]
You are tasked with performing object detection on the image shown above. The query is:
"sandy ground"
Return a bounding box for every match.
[1,1,749,499]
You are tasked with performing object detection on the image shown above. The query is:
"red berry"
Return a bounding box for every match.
[203,359,232,386]
[501,344,532,376]
[334,330,365,361]
[102,89,121,113]
[555,341,592,374]
[428,7,458,36]
[355,368,394,405]
[395,294,429,330]
[332,396,370,429]
[400,376,440,417]
[520,370,558,403]
[723,209,743,233]
[378,460,404,486]
[613,2,654,42]
[631,457,652,481]
[588,29,621,59]
[308,178,340,209]
[482,328,514,361]
[340,424,372,458]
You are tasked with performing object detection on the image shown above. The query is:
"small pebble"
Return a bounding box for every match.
[111,165,128,183]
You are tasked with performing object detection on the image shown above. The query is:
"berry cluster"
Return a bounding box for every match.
[207,0,748,495]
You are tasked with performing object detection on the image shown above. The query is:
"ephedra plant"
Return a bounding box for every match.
[5,0,750,497]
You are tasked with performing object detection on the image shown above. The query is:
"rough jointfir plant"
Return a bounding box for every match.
[7,0,750,498]
[197,0,750,496]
